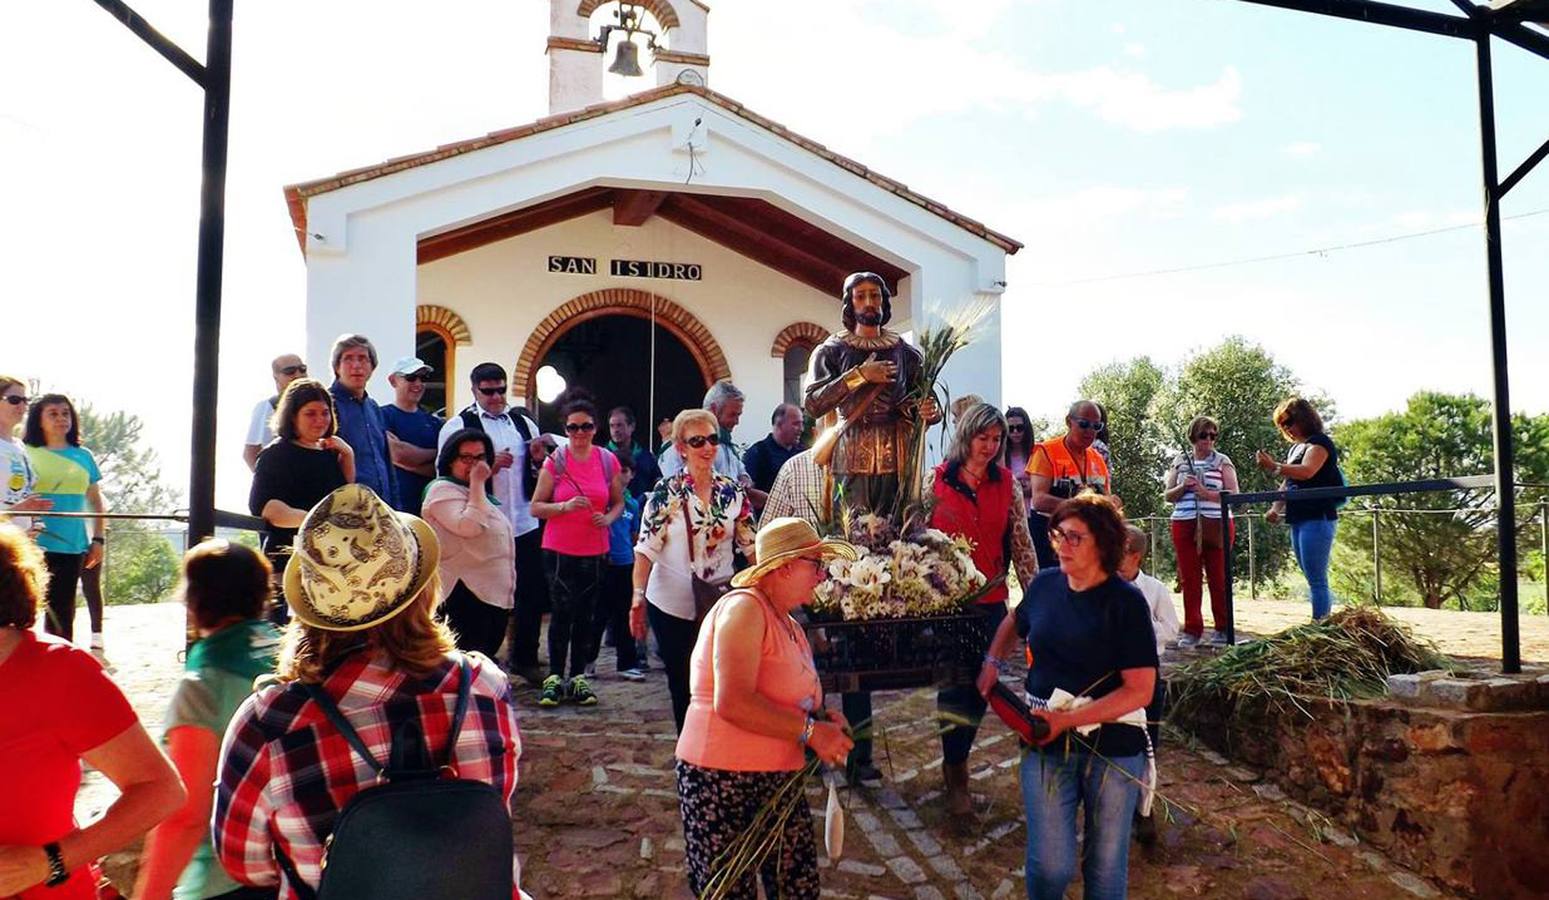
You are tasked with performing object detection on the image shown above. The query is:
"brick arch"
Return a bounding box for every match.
[416,304,472,345]
[577,0,680,29]
[769,321,830,358]
[513,288,731,407]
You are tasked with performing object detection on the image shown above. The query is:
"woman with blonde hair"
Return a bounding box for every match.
[212,485,523,899]
[630,408,757,733]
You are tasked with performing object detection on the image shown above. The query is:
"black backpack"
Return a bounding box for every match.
[274,656,514,900]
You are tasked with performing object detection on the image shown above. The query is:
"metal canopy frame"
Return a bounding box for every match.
[1234,0,1549,673]
[90,0,231,547]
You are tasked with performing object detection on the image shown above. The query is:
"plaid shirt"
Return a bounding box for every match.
[758,449,827,528]
[212,652,522,898]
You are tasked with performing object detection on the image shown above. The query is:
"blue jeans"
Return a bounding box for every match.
[1290,517,1338,620]
[1020,750,1145,900]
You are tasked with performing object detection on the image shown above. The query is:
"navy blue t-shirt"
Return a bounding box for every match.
[380,404,443,515]
[1014,568,1159,757]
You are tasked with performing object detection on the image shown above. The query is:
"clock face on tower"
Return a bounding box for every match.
[675,68,705,87]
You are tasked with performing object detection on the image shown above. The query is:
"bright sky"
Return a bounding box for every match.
[4,0,1547,513]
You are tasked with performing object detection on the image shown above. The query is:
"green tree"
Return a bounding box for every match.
[1078,357,1167,521]
[76,404,184,605]
[1332,392,1549,610]
[1152,337,1332,584]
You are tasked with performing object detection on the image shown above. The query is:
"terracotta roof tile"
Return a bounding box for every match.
[283,83,1021,256]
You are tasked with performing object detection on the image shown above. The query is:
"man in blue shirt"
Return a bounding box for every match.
[328,334,397,503]
[381,356,444,515]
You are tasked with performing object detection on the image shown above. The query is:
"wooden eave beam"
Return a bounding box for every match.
[612,189,669,226]
[417,188,614,264]
[659,198,851,295]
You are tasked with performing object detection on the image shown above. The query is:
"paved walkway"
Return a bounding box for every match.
[75,600,1473,898]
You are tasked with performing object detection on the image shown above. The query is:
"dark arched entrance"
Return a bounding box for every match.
[535,314,708,444]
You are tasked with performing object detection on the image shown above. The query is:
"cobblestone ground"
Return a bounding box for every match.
[70,597,1530,898]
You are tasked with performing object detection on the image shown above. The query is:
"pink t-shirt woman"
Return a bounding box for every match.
[539,447,615,557]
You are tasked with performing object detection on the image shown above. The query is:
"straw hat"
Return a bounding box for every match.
[730,517,860,588]
[283,484,440,632]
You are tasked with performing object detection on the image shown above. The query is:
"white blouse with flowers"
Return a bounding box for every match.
[634,472,756,621]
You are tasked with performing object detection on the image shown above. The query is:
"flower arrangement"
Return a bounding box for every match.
[809,511,992,620]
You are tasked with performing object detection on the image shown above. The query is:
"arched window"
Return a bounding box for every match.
[769,322,829,407]
[415,325,452,416]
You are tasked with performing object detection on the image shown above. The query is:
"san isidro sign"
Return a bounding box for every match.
[548,256,702,281]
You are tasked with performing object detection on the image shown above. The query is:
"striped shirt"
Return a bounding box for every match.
[212,652,522,898]
[1168,451,1233,520]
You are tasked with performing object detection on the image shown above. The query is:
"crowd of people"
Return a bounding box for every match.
[0,288,1352,898]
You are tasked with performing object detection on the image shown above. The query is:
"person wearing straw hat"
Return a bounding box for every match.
[674,517,858,900]
[212,485,524,899]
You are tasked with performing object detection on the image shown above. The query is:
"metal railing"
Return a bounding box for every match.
[1215,475,1537,672]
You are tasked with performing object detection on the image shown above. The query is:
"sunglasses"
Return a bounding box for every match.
[477,385,507,397]
[1007,424,1026,432]
[400,372,430,383]
[683,433,722,449]
[1048,526,1089,548]
[1072,417,1101,431]
[564,421,596,433]
[278,364,307,376]
[2,395,27,407]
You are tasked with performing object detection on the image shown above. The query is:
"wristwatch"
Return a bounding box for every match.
[43,842,68,887]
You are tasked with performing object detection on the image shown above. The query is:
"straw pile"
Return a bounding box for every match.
[1170,606,1453,723]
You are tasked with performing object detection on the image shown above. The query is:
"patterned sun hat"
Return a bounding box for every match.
[283,484,440,632]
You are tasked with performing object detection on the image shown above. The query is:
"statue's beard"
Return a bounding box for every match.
[855,310,883,327]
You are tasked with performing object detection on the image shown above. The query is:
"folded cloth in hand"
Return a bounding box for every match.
[1032,688,1158,817]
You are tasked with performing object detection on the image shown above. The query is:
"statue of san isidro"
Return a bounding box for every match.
[803,272,941,517]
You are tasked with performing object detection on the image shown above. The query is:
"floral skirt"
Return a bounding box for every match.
[675,759,820,899]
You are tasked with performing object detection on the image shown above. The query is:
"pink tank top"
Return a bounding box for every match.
[540,447,612,556]
[675,589,823,772]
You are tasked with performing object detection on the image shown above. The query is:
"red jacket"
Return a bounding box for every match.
[930,460,1013,605]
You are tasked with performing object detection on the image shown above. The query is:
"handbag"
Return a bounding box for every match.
[683,493,731,622]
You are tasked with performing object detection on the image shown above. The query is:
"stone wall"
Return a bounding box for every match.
[1171,670,1549,898]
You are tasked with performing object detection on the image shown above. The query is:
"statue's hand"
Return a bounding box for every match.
[918,395,942,425]
[858,353,897,385]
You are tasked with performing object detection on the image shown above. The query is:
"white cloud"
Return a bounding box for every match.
[1051,66,1242,133]
[1212,193,1304,223]
[1283,141,1322,157]
[1123,42,1147,59]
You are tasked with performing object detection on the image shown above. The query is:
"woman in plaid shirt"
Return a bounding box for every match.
[211,485,523,899]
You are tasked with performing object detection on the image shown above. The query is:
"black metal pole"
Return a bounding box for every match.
[187,0,233,545]
[1221,490,1236,646]
[1474,31,1522,675]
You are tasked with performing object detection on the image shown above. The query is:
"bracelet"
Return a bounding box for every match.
[90,536,105,545]
[798,716,816,747]
[983,654,1007,673]
[43,842,68,887]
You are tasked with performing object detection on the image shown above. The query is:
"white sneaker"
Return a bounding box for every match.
[619,667,646,682]
[1209,631,1233,647]
[1177,633,1200,649]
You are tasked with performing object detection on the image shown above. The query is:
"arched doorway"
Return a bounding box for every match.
[515,289,732,442]
[536,315,707,439]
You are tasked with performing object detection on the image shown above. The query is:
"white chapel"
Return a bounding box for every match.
[285,0,1021,438]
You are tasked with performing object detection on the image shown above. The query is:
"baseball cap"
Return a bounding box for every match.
[389,356,433,377]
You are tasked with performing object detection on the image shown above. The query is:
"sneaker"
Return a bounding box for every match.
[618,667,646,682]
[1177,633,1200,649]
[583,662,597,678]
[1209,630,1233,647]
[537,675,564,707]
[568,675,598,706]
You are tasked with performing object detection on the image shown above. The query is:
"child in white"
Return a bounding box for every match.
[1119,525,1179,842]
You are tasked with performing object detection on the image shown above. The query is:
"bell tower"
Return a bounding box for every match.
[547,0,711,115]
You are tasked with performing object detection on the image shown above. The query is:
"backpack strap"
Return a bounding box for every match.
[459,407,483,433]
[444,655,473,771]
[302,681,387,778]
[273,837,319,900]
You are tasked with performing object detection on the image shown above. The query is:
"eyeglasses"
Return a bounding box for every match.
[1197,432,1218,440]
[477,385,507,397]
[278,364,307,376]
[455,453,486,464]
[401,373,429,383]
[2,395,27,407]
[564,421,596,433]
[1047,526,1089,548]
[683,434,721,449]
[1072,417,1101,431]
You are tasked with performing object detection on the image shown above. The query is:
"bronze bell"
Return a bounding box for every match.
[608,39,644,77]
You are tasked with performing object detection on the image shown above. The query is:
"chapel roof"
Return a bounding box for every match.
[283,83,1022,257]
